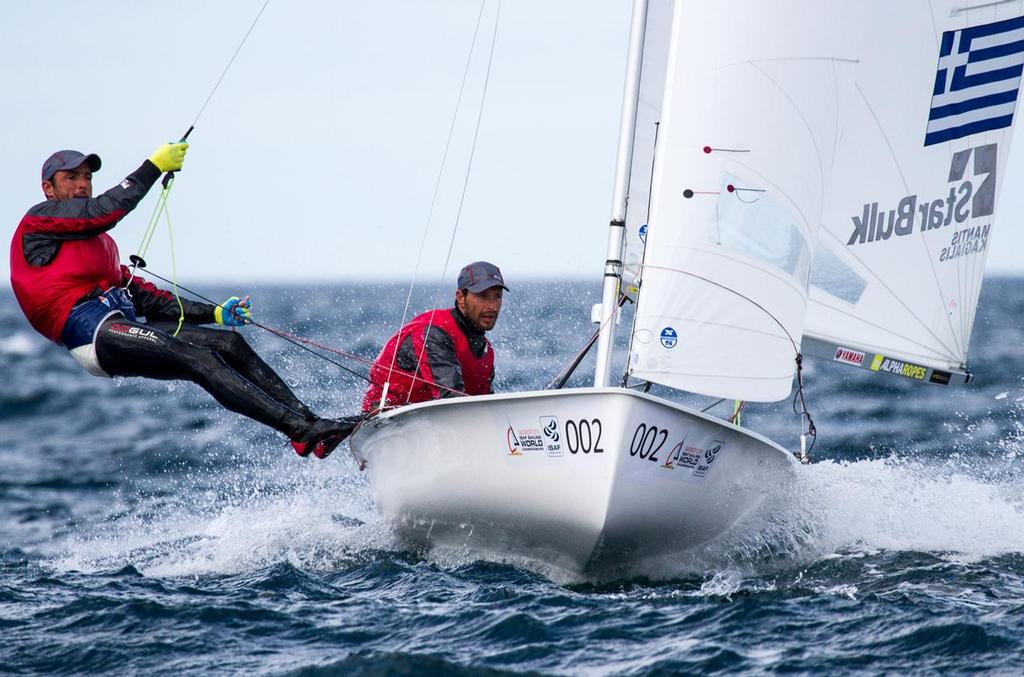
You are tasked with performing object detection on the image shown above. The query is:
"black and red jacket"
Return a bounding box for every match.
[10,160,214,343]
[362,308,495,412]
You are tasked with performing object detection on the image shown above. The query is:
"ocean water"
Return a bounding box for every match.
[2,279,1023,675]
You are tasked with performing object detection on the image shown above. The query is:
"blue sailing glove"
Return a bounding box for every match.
[215,295,252,326]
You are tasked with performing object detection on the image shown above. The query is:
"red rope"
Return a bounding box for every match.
[250,319,469,399]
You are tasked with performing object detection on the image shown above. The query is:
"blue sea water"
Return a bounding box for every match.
[1,279,1023,675]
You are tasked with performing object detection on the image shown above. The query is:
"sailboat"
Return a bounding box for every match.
[349,0,1024,576]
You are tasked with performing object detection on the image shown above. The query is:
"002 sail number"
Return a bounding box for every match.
[630,422,668,463]
[565,418,604,454]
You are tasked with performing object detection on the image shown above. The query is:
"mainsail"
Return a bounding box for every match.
[628,2,869,401]
[803,2,1024,384]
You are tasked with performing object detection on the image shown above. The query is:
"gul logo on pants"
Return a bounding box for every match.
[107,323,161,344]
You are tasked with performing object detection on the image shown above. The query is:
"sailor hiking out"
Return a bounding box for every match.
[10,144,358,459]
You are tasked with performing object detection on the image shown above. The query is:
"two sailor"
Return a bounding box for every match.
[12,145,507,458]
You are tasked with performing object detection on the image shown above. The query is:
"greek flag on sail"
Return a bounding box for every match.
[925,15,1024,146]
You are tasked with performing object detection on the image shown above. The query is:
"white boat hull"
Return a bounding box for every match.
[350,388,797,575]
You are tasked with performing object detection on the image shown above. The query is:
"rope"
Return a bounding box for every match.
[126,182,172,287]
[125,178,186,336]
[406,0,504,406]
[125,1,273,335]
[636,263,819,452]
[730,400,745,426]
[380,0,491,409]
[701,398,725,413]
[119,266,470,398]
[160,192,187,336]
[190,0,273,130]
[792,354,817,462]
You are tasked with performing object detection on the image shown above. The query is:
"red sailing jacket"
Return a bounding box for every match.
[10,160,214,343]
[362,308,494,412]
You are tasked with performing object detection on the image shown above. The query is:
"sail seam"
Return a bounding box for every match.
[639,264,800,354]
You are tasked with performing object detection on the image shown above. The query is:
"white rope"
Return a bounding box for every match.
[378,0,503,408]
[191,0,273,129]
[405,0,504,405]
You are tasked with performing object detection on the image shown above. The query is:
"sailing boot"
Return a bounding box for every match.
[290,415,362,459]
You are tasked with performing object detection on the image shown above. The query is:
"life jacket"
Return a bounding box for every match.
[362,308,493,412]
[10,225,124,344]
[10,161,160,344]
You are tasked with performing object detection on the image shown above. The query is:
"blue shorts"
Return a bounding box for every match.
[60,288,137,375]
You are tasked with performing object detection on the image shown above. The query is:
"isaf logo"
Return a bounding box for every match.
[539,416,562,456]
[847,143,995,265]
[693,441,723,478]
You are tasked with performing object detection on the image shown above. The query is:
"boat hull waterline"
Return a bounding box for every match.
[350,388,797,575]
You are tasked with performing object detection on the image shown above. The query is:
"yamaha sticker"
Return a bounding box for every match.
[833,346,866,367]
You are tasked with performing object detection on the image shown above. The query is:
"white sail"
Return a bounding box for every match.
[621,0,674,297]
[628,2,868,401]
[804,2,1024,383]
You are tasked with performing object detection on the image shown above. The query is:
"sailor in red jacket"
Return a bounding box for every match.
[11,146,357,458]
[363,261,507,412]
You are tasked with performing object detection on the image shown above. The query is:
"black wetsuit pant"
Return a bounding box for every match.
[93,317,314,440]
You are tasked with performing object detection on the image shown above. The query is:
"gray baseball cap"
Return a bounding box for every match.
[457,261,509,293]
[41,150,101,182]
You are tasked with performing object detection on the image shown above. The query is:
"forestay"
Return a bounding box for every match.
[804,2,1024,384]
[628,2,868,401]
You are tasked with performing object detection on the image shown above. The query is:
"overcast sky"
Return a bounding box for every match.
[3,1,1021,288]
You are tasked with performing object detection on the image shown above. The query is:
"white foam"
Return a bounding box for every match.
[791,456,1024,558]
[54,453,399,578]
[51,404,1024,583]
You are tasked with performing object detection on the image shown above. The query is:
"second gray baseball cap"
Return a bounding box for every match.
[457,261,509,293]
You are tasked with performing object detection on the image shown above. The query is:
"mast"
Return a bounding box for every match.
[593,0,649,388]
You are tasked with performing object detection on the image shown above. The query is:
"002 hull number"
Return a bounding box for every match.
[566,418,604,454]
[630,423,668,463]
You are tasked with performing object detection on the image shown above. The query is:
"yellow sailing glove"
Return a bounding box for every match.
[148,142,189,173]
[215,296,252,326]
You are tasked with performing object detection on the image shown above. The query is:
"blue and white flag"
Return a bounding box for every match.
[926,15,1024,146]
